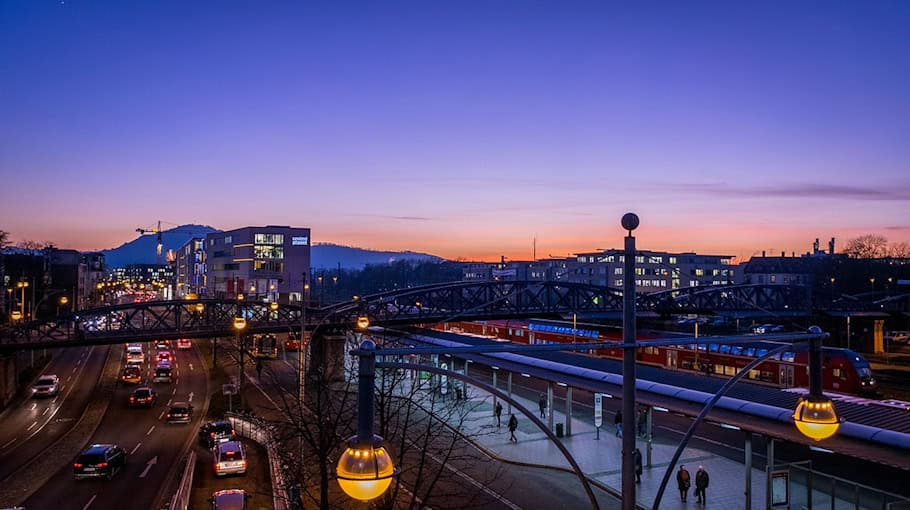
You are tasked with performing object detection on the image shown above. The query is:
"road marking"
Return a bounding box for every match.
[167,399,172,406]
[188,363,194,371]
[66,376,72,382]
[139,456,157,478]
[1,438,16,449]
[188,392,194,402]
[72,367,78,373]
[27,421,38,431]
[146,425,155,436]
[82,495,97,510]
[172,388,177,395]
[30,403,37,410]
[42,407,50,416]
[131,442,142,455]
[159,410,166,420]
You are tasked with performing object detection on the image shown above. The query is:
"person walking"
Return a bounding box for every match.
[677,465,691,502]
[507,414,518,442]
[494,401,503,427]
[255,359,263,379]
[695,465,710,504]
[614,409,623,437]
[637,406,648,438]
[633,448,643,483]
[538,394,547,419]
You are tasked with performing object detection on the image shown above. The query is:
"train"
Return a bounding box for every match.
[428,318,878,397]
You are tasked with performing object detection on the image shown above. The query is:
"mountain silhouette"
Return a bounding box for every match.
[101,225,443,269]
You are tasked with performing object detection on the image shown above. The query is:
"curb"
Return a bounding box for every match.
[0,344,119,507]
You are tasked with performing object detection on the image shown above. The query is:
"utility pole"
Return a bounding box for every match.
[621,213,639,510]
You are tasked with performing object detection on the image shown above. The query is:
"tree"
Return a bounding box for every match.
[843,234,889,258]
[889,241,910,258]
[0,230,9,249]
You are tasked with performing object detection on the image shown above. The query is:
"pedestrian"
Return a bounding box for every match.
[695,465,709,504]
[495,401,503,427]
[634,448,643,483]
[508,414,518,442]
[538,393,547,419]
[255,359,263,378]
[677,464,691,502]
[614,409,623,437]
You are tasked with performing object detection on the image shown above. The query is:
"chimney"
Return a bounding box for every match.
[781,251,785,257]
[762,250,766,257]
[792,251,796,257]
[814,238,820,253]
[829,237,835,255]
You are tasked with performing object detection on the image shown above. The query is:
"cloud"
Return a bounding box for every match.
[884,225,910,231]
[662,182,910,201]
[352,214,434,221]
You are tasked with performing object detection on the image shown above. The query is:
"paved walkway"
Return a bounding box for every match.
[407,380,894,510]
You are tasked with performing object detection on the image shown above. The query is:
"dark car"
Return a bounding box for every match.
[211,489,249,509]
[129,387,158,408]
[199,420,236,448]
[166,402,193,423]
[73,444,127,480]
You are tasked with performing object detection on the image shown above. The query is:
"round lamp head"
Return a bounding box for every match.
[621,212,640,232]
[59,296,69,305]
[269,302,279,311]
[336,436,395,501]
[11,311,22,321]
[357,316,370,330]
[793,395,840,441]
[194,303,205,313]
[233,317,247,330]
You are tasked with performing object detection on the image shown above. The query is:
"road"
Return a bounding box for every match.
[23,342,208,510]
[0,345,107,481]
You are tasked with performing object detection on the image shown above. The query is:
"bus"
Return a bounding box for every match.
[251,334,278,359]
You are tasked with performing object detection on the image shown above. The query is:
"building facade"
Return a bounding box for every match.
[204,226,311,303]
[566,249,735,293]
[174,238,206,299]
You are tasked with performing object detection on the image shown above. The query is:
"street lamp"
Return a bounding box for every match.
[17,280,29,318]
[234,316,247,406]
[792,326,840,441]
[57,295,69,316]
[336,330,397,502]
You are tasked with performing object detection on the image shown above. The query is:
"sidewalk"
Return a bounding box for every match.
[414,380,890,510]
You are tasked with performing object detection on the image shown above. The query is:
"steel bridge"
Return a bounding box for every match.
[0,280,894,354]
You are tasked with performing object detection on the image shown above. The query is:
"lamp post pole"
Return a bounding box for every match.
[299,274,308,408]
[621,213,639,510]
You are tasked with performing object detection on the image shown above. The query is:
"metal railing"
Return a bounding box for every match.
[168,451,196,510]
[225,411,288,510]
[771,461,910,510]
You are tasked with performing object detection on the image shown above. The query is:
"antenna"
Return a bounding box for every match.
[533,235,537,261]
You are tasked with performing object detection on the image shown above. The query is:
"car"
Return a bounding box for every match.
[126,346,144,364]
[157,351,171,362]
[155,339,170,349]
[199,420,236,448]
[153,366,172,383]
[73,444,127,480]
[211,489,250,509]
[32,374,60,398]
[129,387,158,407]
[121,365,142,384]
[213,441,247,476]
[156,359,172,370]
[166,402,193,423]
[176,338,192,350]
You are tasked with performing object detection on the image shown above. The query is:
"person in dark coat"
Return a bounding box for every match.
[507,414,518,442]
[538,394,547,419]
[695,465,710,504]
[494,401,503,427]
[614,409,623,437]
[677,464,691,502]
[633,448,643,483]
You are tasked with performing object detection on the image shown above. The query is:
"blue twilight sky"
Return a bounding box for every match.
[1,1,908,261]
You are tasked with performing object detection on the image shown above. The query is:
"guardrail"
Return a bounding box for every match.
[225,412,288,510]
[168,450,196,510]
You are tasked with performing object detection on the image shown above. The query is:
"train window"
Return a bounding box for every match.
[744,347,756,357]
[747,369,760,379]
[687,344,696,351]
[781,352,795,362]
[708,344,719,352]
[719,345,731,354]
[760,371,774,382]
[724,366,736,376]
[832,368,846,379]
[756,349,768,358]
[697,344,707,352]
[714,364,724,375]
[731,346,743,356]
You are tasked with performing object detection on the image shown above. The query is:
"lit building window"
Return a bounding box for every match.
[254,233,285,245]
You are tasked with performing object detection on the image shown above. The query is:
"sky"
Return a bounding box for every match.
[1,1,908,262]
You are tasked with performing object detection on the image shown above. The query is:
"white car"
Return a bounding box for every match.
[32,375,60,397]
[214,441,247,476]
[126,345,144,364]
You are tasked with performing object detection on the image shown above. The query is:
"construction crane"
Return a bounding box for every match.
[136,220,166,265]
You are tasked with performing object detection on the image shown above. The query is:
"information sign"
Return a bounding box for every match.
[594,393,603,428]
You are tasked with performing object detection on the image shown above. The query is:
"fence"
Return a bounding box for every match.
[225,411,289,510]
[770,461,910,510]
[168,451,196,510]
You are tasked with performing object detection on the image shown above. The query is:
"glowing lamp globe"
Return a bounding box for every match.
[356,316,370,330]
[336,439,395,501]
[195,303,205,313]
[793,395,840,441]
[233,317,247,330]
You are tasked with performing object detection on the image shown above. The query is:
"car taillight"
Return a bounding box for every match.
[210,432,215,438]
[231,429,236,436]
[215,462,224,471]
[73,463,83,468]
[97,462,108,468]
[130,397,136,401]
[241,460,247,469]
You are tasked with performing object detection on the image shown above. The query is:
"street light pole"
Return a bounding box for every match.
[299,274,308,408]
[621,213,639,510]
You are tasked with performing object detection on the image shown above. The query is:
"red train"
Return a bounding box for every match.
[429,318,878,396]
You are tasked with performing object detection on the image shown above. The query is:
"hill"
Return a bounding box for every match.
[100,225,443,269]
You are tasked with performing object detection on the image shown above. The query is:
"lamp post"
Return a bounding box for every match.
[336,320,397,502]
[234,316,247,408]
[17,280,29,319]
[620,212,639,510]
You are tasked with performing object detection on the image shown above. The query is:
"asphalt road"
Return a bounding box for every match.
[0,345,107,481]
[23,342,209,510]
